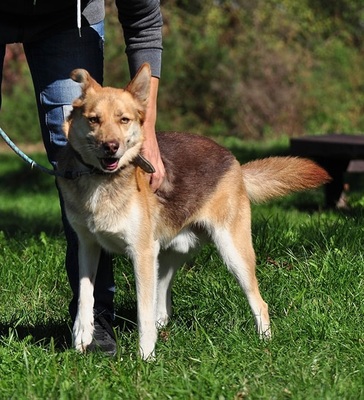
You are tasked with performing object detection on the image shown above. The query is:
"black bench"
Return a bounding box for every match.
[290,134,364,207]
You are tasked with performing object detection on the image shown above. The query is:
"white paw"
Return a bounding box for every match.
[140,348,156,362]
[258,324,272,340]
[139,329,157,361]
[155,313,170,329]
[73,317,94,352]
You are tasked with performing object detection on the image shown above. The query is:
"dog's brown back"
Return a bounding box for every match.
[156,131,237,227]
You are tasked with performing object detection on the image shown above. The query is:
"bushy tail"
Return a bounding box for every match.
[241,157,331,203]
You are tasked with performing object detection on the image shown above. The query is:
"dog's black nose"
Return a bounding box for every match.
[103,141,119,155]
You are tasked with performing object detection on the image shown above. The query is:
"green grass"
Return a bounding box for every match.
[0,145,363,399]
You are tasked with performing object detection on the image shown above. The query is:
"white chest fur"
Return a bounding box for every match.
[65,178,144,255]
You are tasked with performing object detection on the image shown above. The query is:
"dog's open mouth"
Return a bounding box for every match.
[99,157,119,171]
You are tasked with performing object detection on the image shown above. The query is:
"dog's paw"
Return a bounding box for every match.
[139,329,157,361]
[73,319,94,352]
[258,324,272,340]
[155,313,170,329]
[140,347,156,362]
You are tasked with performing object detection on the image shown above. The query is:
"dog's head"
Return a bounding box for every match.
[63,63,151,173]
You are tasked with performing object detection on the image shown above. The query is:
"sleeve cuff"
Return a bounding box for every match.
[127,48,162,79]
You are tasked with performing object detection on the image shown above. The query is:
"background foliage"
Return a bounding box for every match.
[1,0,364,143]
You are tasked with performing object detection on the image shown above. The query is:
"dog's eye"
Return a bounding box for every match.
[88,116,100,124]
[120,117,130,124]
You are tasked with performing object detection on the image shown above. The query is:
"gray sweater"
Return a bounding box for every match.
[0,0,163,77]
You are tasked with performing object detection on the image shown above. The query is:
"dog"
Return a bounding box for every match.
[57,63,330,360]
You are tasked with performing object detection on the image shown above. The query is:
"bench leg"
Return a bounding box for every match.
[317,158,349,208]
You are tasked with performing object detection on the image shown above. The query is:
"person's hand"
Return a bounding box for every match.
[142,76,165,192]
[142,125,165,192]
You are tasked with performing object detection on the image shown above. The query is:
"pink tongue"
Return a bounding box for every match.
[102,158,118,171]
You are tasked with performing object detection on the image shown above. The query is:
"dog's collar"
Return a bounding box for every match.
[58,146,155,180]
[133,154,156,174]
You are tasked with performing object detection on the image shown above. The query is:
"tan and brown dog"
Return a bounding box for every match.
[57,64,330,360]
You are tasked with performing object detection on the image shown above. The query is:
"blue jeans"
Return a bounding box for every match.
[0,22,115,322]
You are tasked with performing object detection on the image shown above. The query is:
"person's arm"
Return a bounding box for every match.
[143,76,165,190]
[115,0,165,191]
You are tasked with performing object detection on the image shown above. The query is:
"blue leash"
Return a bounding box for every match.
[0,126,59,176]
[0,126,96,179]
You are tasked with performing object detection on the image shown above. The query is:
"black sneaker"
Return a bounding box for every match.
[86,313,117,356]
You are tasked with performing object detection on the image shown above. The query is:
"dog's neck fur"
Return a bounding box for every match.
[71,145,98,172]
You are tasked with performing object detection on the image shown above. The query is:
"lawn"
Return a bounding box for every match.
[0,140,363,399]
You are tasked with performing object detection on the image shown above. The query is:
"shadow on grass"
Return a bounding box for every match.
[0,210,63,237]
[0,154,56,194]
[0,305,138,352]
[0,322,72,350]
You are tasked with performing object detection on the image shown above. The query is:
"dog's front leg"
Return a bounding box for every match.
[73,234,101,353]
[132,240,159,360]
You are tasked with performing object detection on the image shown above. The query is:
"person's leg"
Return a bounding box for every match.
[23,23,115,323]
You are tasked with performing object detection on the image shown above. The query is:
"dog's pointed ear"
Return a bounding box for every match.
[70,69,101,102]
[125,63,151,107]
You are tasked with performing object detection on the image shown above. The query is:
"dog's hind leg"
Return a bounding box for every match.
[73,233,101,352]
[211,221,271,339]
